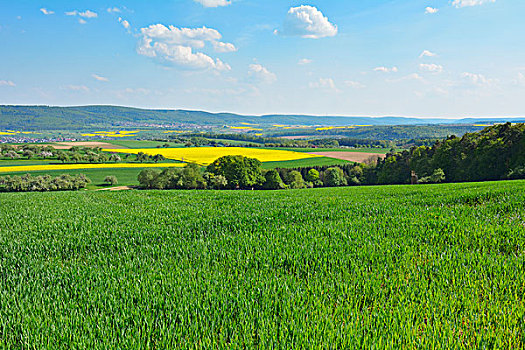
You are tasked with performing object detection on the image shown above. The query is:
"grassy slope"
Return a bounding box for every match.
[1,181,524,347]
[261,157,350,169]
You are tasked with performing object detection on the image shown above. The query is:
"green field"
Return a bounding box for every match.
[1,181,524,347]
[270,147,393,154]
[261,156,350,169]
[102,140,185,149]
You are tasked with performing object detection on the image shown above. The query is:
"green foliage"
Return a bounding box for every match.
[323,167,348,187]
[207,155,265,189]
[0,181,524,347]
[137,164,206,190]
[104,175,118,186]
[305,169,320,182]
[0,173,90,192]
[420,168,446,184]
[263,169,286,190]
[286,170,306,189]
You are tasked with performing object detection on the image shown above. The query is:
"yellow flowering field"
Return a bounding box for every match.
[102,147,322,166]
[0,163,185,173]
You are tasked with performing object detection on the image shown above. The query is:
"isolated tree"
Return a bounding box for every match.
[104,175,118,186]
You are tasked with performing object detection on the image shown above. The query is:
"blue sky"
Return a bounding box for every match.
[1,0,524,117]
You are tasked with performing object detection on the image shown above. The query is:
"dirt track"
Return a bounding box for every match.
[309,151,386,163]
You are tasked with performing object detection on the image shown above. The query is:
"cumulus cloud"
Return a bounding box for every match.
[248,64,277,84]
[420,63,443,73]
[298,58,313,65]
[92,74,109,82]
[309,78,340,93]
[276,5,337,39]
[425,7,439,14]
[119,17,130,29]
[461,72,496,86]
[107,7,121,13]
[137,24,235,71]
[374,66,398,73]
[0,80,16,87]
[452,0,495,7]
[40,8,54,15]
[194,0,232,7]
[420,50,437,58]
[66,10,98,18]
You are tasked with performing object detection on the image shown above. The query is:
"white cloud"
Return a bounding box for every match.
[277,5,337,39]
[374,66,398,73]
[107,7,121,13]
[452,0,495,7]
[461,72,495,86]
[420,63,443,73]
[298,58,313,65]
[40,8,54,15]
[67,85,90,92]
[420,50,437,58]
[248,64,277,84]
[119,17,130,29]
[212,41,237,53]
[78,19,87,25]
[137,24,234,71]
[92,74,109,82]
[66,10,98,18]
[344,80,365,89]
[0,80,16,87]
[309,78,340,93]
[425,7,439,14]
[194,0,231,7]
[514,72,525,86]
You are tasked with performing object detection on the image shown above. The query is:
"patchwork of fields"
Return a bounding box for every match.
[1,181,524,347]
[103,147,322,166]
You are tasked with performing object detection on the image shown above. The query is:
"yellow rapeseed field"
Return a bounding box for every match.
[102,147,322,166]
[81,131,139,137]
[0,163,185,173]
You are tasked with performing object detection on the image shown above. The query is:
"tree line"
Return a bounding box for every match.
[0,174,91,192]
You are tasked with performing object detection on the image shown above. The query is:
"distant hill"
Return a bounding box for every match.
[1,105,524,131]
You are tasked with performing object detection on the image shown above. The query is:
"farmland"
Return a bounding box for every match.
[1,180,524,347]
[102,147,322,166]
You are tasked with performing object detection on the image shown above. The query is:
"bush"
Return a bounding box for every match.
[104,176,118,186]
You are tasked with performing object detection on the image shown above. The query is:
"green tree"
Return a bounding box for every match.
[207,155,264,189]
[263,170,286,190]
[138,169,160,189]
[104,176,118,186]
[323,167,348,187]
[287,171,306,189]
[305,169,320,183]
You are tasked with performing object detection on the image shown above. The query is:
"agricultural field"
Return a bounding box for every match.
[103,147,323,166]
[0,180,524,347]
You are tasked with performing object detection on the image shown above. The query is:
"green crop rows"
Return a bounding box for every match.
[1,181,524,348]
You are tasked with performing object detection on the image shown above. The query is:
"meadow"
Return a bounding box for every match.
[0,180,524,348]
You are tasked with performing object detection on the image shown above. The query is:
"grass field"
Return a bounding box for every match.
[1,181,524,347]
[261,156,350,169]
[270,147,395,153]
